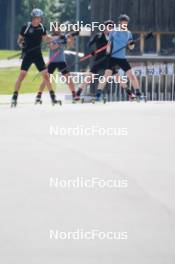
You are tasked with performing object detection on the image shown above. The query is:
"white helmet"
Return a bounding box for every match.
[31,8,43,18]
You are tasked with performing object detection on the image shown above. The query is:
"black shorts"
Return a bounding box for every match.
[90,57,108,74]
[107,58,131,73]
[21,52,46,72]
[91,57,118,75]
[47,62,69,75]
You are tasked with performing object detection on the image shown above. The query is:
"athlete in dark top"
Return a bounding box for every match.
[76,20,114,98]
[88,31,108,62]
[11,8,60,107]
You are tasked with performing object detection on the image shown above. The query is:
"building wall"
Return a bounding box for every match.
[91,0,175,32]
[0,0,21,49]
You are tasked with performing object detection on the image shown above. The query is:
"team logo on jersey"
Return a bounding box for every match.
[29,28,34,34]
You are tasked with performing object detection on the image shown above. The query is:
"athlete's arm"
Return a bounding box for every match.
[18,24,27,48]
[127,32,135,50]
[42,33,60,50]
[127,41,135,50]
[106,31,113,55]
[17,35,25,48]
[66,35,74,48]
[42,34,51,42]
[42,25,50,42]
[87,34,98,48]
[49,42,60,50]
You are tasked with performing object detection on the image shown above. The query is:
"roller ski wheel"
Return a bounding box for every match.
[81,98,85,104]
[11,99,17,108]
[140,95,147,102]
[92,97,107,104]
[35,98,42,105]
[52,99,62,106]
[136,95,147,103]
[129,94,137,102]
[79,96,95,104]
[103,97,107,104]
[91,98,96,104]
[72,96,80,104]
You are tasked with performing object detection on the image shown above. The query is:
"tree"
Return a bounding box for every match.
[57,0,76,23]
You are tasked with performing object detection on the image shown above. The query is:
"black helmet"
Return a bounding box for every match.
[104,20,115,27]
[118,14,130,22]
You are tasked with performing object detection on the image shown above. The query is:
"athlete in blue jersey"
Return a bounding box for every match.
[98,14,143,100]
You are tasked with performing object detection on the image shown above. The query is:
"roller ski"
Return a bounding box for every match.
[73,88,101,104]
[129,94,147,102]
[11,98,17,108]
[137,94,147,102]
[94,89,107,104]
[72,91,80,104]
[80,95,96,104]
[129,93,137,102]
[129,90,147,103]
[35,97,42,105]
[49,90,62,106]
[51,98,62,106]
[11,91,18,108]
[72,96,80,104]
[79,95,107,104]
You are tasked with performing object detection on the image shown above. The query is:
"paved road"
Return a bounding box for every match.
[0,96,175,264]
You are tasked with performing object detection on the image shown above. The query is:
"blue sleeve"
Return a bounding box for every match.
[109,32,113,41]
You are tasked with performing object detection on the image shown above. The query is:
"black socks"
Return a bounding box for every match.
[36,92,42,99]
[49,90,56,100]
[135,89,141,96]
[126,88,132,96]
[12,91,18,100]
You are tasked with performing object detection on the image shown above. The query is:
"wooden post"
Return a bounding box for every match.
[157,33,161,55]
[140,33,144,54]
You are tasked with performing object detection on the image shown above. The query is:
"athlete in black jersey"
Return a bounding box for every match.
[11,8,60,107]
[76,20,114,98]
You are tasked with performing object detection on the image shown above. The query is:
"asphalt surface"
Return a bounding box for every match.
[0,94,175,264]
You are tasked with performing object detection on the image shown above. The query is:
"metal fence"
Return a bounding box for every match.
[62,63,175,101]
[89,63,175,101]
[106,73,175,102]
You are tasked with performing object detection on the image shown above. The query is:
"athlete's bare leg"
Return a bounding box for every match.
[63,73,76,93]
[14,70,27,92]
[35,70,58,104]
[126,69,140,89]
[11,70,28,106]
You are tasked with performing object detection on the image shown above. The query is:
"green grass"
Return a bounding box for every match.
[0,50,48,59]
[0,66,68,95]
[0,50,70,95]
[0,50,19,59]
